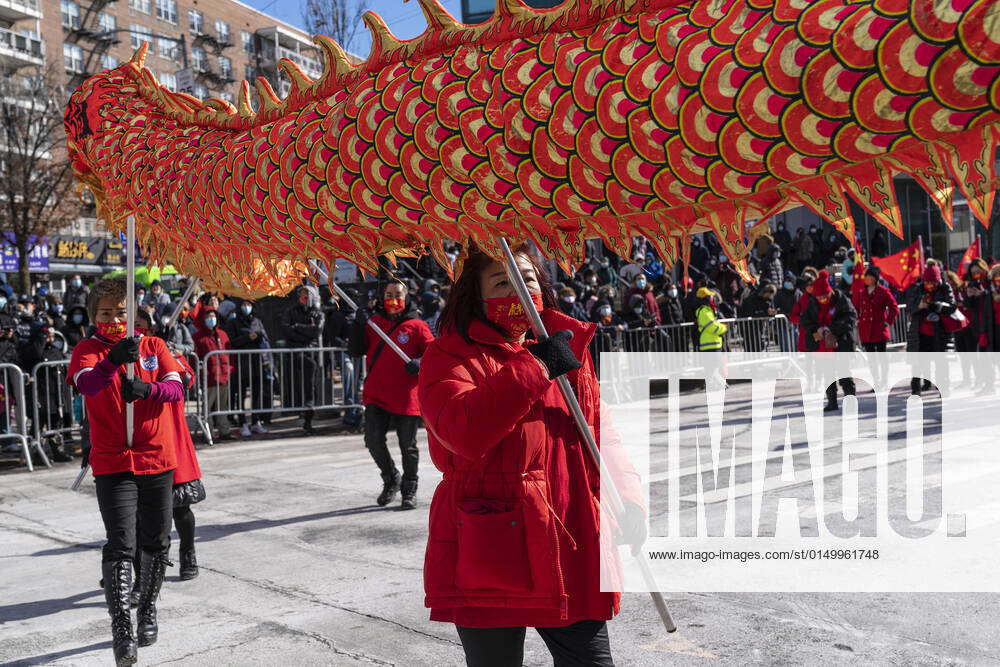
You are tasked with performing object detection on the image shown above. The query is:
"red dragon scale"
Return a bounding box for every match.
[64,0,1000,295]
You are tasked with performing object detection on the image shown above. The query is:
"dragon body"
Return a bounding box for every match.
[65,0,1000,294]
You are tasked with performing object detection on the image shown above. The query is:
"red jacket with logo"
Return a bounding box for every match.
[68,335,182,476]
[361,313,434,416]
[417,309,642,628]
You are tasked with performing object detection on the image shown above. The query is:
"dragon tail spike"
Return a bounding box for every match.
[130,42,149,68]
[362,11,405,57]
[493,0,530,19]
[414,0,464,31]
[312,34,355,87]
[253,76,282,112]
[277,58,314,96]
[237,80,255,117]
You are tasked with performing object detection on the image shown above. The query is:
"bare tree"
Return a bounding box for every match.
[0,65,84,294]
[302,0,368,54]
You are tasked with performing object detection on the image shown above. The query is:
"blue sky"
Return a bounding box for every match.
[241,0,465,55]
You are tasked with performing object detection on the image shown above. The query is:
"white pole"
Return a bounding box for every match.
[307,260,411,363]
[125,216,135,447]
[498,238,677,634]
[165,276,199,330]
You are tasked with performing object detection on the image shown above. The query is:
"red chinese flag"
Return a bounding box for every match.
[871,240,922,291]
[959,237,980,271]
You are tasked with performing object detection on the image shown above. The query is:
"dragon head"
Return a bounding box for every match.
[64,59,137,205]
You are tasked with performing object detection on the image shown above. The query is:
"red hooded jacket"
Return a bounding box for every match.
[417,309,642,628]
[193,310,232,386]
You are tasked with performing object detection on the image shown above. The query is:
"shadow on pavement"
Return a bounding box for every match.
[195,504,386,543]
[0,590,105,625]
[8,640,112,665]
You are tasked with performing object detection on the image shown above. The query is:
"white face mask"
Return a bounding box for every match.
[562,296,575,304]
[161,316,170,326]
[667,288,678,298]
[633,307,644,315]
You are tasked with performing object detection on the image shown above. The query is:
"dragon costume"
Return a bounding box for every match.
[64,0,1000,295]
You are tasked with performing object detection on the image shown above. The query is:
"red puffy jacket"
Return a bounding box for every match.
[193,311,232,387]
[418,309,642,628]
[851,283,898,343]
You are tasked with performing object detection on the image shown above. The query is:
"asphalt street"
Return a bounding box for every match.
[2,410,999,665]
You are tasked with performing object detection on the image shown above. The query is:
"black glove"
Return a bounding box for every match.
[405,358,421,376]
[108,336,140,366]
[616,500,648,554]
[121,377,151,403]
[527,330,582,379]
[80,445,90,469]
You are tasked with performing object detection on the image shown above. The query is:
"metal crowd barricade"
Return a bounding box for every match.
[199,346,362,445]
[30,359,82,450]
[1,362,49,471]
[888,303,908,349]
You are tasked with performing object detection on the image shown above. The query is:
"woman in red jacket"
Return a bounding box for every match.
[68,279,186,666]
[417,245,645,666]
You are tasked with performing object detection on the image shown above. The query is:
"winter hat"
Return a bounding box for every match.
[811,270,833,297]
[922,264,942,283]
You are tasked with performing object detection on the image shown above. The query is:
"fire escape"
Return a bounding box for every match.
[61,0,120,85]
[190,24,233,91]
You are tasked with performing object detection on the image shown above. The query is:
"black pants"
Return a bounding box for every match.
[862,341,886,353]
[364,404,419,484]
[456,620,613,667]
[826,378,856,404]
[95,470,174,563]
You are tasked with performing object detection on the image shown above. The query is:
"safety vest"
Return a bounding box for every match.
[696,305,728,351]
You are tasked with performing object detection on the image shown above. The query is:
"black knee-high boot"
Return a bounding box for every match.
[136,550,171,647]
[102,560,138,666]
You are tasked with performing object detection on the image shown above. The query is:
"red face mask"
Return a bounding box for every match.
[924,281,937,292]
[384,297,405,315]
[96,321,127,342]
[485,292,544,337]
[136,327,151,337]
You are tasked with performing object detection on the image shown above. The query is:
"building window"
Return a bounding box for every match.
[61,0,80,29]
[193,83,208,99]
[244,63,256,81]
[215,19,230,43]
[218,55,232,79]
[63,43,84,72]
[219,90,234,103]
[101,53,119,69]
[130,24,152,50]
[158,37,178,61]
[155,0,177,24]
[97,11,116,32]
[129,0,151,14]
[191,47,207,71]
[188,8,203,34]
[241,30,254,54]
[159,71,176,90]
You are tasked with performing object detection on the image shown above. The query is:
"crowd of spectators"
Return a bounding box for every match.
[3,221,998,462]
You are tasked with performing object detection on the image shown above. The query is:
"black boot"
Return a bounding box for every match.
[102,560,138,667]
[136,550,171,647]
[128,561,140,608]
[376,471,400,507]
[400,479,418,510]
[824,387,838,411]
[303,412,315,435]
[179,547,199,581]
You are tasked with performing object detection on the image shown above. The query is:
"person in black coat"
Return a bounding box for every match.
[906,263,955,395]
[18,321,73,461]
[280,286,325,433]
[800,271,857,410]
[658,281,685,326]
[225,299,272,435]
[61,305,91,349]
